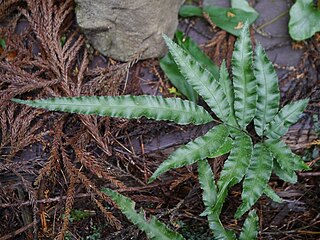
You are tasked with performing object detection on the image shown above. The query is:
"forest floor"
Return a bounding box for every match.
[0,0,319,239]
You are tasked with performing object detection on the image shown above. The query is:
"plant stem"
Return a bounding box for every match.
[256,10,289,31]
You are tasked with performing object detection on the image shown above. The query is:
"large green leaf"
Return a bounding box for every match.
[289,0,320,41]
[218,130,253,190]
[231,23,257,129]
[160,31,219,102]
[163,35,230,123]
[148,124,229,183]
[198,159,217,212]
[235,143,273,218]
[179,5,203,17]
[101,188,185,240]
[160,52,198,102]
[12,95,213,126]
[239,210,259,240]
[231,0,259,17]
[265,99,309,139]
[203,6,258,36]
[253,43,280,136]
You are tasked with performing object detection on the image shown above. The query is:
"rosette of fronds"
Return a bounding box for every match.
[13,23,309,239]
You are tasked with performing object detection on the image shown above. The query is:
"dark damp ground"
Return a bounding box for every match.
[0,0,319,239]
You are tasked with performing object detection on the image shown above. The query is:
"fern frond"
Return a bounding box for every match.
[232,23,257,129]
[207,212,236,240]
[101,188,185,240]
[235,143,273,218]
[264,185,283,203]
[265,99,309,139]
[265,139,310,185]
[207,137,233,158]
[266,139,310,171]
[218,130,253,190]
[198,159,217,211]
[273,160,297,183]
[163,35,230,123]
[253,43,280,136]
[12,96,213,125]
[219,60,238,128]
[148,124,229,183]
[239,210,259,240]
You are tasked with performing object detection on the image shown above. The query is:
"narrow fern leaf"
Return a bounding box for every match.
[273,160,297,184]
[207,212,236,240]
[253,43,280,136]
[207,137,232,158]
[264,185,283,203]
[148,124,229,183]
[218,130,253,190]
[232,22,257,129]
[101,188,185,240]
[239,210,259,240]
[213,178,234,216]
[12,96,213,125]
[265,99,309,139]
[198,159,217,211]
[235,143,273,218]
[163,35,230,122]
[219,60,238,128]
[265,139,310,172]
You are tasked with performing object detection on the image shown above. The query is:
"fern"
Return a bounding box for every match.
[12,95,213,125]
[239,210,259,240]
[101,188,185,240]
[149,124,229,183]
[13,23,310,239]
[232,22,257,129]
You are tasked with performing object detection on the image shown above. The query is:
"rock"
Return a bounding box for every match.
[203,0,229,7]
[75,0,185,61]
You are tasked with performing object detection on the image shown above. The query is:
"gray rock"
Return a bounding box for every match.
[75,0,185,61]
[203,0,229,7]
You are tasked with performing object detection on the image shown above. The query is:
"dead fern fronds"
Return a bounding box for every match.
[23,0,83,82]
[0,103,49,162]
[72,143,125,188]
[0,0,20,20]
[60,147,122,230]
[56,175,76,240]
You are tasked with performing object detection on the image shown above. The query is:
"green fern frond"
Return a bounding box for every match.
[101,188,185,240]
[239,210,259,240]
[265,99,309,139]
[264,185,283,203]
[148,124,229,183]
[253,43,280,136]
[235,143,273,218]
[207,212,236,240]
[12,95,213,125]
[163,35,230,123]
[218,130,253,190]
[232,22,257,129]
[198,159,217,211]
[219,60,239,128]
